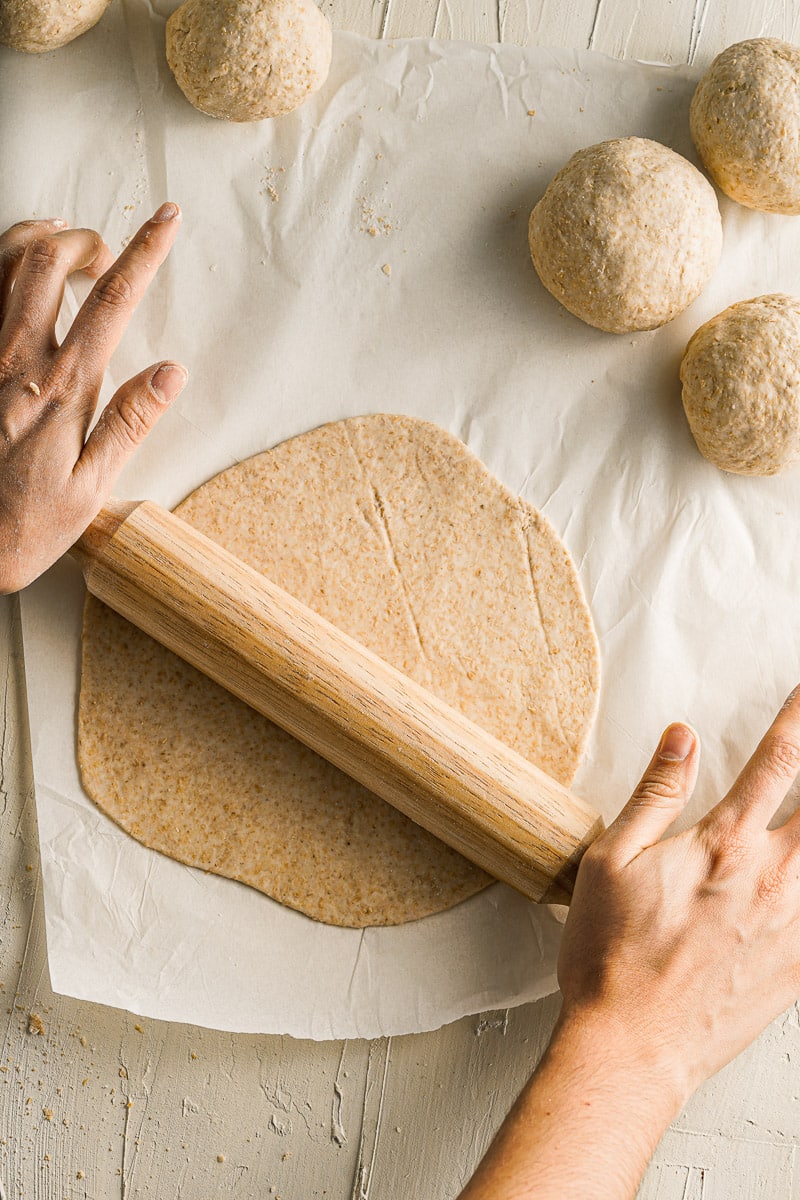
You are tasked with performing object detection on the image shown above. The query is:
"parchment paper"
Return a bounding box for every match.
[7,4,800,1038]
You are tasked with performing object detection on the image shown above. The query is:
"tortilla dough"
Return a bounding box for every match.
[78,415,599,927]
[528,137,722,333]
[681,294,800,475]
[690,39,800,214]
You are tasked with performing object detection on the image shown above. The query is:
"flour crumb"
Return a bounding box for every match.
[358,194,394,236]
[261,165,282,204]
[381,263,391,277]
[527,108,536,116]
[27,381,40,397]
[27,1013,44,1036]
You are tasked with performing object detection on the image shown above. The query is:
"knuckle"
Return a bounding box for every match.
[753,863,788,908]
[0,348,20,379]
[577,840,618,883]
[114,392,151,445]
[699,817,752,877]
[763,735,800,780]
[93,271,134,310]
[631,769,685,807]
[24,236,63,274]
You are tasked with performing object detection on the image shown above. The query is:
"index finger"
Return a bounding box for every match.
[706,686,800,835]
[59,202,182,383]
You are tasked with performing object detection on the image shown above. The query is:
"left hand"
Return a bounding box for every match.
[0,203,187,594]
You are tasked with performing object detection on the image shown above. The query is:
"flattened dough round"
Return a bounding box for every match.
[78,415,599,927]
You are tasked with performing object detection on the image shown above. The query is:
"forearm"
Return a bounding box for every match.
[458,1008,687,1200]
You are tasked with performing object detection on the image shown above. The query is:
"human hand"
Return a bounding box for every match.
[558,689,800,1107]
[0,204,187,594]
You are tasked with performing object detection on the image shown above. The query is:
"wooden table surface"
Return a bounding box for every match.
[4,2,800,1197]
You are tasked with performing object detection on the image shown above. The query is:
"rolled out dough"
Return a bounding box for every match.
[78,415,599,927]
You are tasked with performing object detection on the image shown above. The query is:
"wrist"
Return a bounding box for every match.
[459,1000,690,1200]
[550,1000,694,1120]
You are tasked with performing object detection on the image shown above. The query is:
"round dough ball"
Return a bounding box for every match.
[528,137,723,334]
[690,39,800,214]
[166,0,332,122]
[680,294,800,475]
[0,0,111,52]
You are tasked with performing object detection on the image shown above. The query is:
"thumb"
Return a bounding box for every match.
[605,724,700,863]
[77,361,188,493]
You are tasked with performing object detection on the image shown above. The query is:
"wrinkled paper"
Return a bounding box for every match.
[7,4,800,1037]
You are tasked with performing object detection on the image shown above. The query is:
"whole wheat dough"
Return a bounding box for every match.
[78,415,599,927]
[681,294,800,476]
[528,137,722,334]
[690,39,800,214]
[0,0,111,52]
[166,0,332,122]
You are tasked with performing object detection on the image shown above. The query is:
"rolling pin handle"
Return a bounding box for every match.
[72,500,141,570]
[539,814,606,904]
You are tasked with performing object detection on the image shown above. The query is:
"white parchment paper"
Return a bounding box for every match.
[7,5,800,1038]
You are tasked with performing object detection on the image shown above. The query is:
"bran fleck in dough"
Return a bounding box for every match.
[78,415,600,927]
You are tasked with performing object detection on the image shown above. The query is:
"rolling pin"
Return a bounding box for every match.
[70,499,605,905]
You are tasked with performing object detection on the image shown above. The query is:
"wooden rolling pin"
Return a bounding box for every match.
[71,500,604,905]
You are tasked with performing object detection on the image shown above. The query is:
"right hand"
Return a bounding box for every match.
[557,688,800,1107]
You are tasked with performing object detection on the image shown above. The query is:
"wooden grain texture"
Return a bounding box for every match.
[5,3,800,1198]
[75,500,602,905]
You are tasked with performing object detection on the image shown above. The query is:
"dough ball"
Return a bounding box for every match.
[166,0,332,122]
[680,294,800,475]
[528,137,723,334]
[690,39,800,214]
[0,0,111,52]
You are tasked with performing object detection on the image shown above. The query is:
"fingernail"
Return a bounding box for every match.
[152,202,180,223]
[659,724,694,762]
[151,363,188,402]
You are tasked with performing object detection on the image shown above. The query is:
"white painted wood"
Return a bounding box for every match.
[4,3,800,1198]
